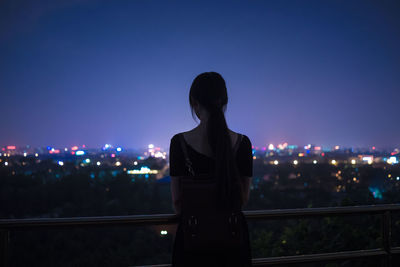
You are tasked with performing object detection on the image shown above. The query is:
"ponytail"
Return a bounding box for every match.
[189,72,242,210]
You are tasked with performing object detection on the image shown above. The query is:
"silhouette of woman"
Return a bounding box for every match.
[169,72,253,266]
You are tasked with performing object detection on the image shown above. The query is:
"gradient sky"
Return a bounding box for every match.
[1,0,399,150]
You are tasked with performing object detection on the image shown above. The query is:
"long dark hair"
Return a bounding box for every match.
[189,72,242,210]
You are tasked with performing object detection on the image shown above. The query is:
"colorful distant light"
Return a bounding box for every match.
[127,166,158,174]
[4,162,8,166]
[313,160,317,164]
[273,160,279,165]
[331,160,337,165]
[351,159,356,164]
[298,153,304,157]
[387,156,398,165]
[102,144,112,150]
[116,147,122,152]
[71,146,79,151]
[334,146,340,150]
[35,153,39,157]
[268,144,274,150]
[148,144,154,149]
[111,153,116,158]
[362,156,373,164]
[96,161,101,166]
[115,161,121,166]
[75,150,85,156]
[7,146,16,150]
[293,160,298,165]
[58,161,64,166]
[85,158,91,163]
[134,161,138,165]
[49,149,60,154]
[314,146,321,151]
[154,151,166,159]
[23,152,27,157]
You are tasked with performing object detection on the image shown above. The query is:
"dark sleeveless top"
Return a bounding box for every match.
[169,132,253,267]
[169,133,253,177]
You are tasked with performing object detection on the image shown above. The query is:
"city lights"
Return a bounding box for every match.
[58,161,64,166]
[116,147,122,152]
[268,144,274,150]
[351,159,356,164]
[103,144,112,150]
[331,160,337,165]
[293,160,298,165]
[160,230,168,235]
[75,150,85,156]
[35,153,39,157]
[313,160,317,164]
[273,160,279,165]
[362,156,373,164]
[23,152,27,157]
[4,161,8,166]
[115,161,121,166]
[85,159,90,164]
[96,161,101,166]
[387,156,398,165]
[127,166,158,174]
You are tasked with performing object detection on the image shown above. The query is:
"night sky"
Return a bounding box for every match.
[1,0,399,150]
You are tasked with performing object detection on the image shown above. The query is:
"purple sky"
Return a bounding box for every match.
[1,0,399,150]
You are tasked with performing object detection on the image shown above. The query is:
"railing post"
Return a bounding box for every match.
[382,211,392,267]
[0,230,9,267]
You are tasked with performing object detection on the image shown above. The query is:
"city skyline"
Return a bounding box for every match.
[1,0,399,149]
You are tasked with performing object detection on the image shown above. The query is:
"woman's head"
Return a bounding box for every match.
[188,72,242,210]
[189,72,228,122]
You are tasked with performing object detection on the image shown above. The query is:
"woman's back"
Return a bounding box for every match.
[169,129,253,178]
[170,71,253,266]
[169,129,253,267]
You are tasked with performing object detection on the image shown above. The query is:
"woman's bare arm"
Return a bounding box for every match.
[242,176,252,208]
[170,176,181,214]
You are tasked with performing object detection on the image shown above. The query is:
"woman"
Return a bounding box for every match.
[169,72,253,266]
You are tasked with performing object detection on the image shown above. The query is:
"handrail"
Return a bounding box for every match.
[1,204,399,228]
[1,204,399,267]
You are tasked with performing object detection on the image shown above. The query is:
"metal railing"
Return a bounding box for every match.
[1,204,399,266]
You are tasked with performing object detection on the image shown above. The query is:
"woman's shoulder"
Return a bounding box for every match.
[170,132,184,147]
[228,130,251,146]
